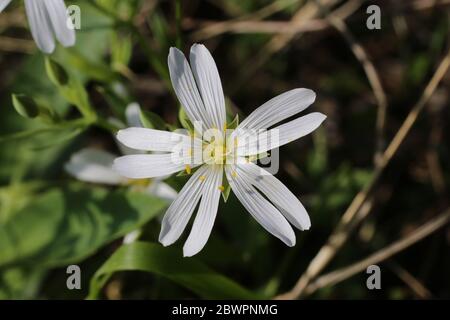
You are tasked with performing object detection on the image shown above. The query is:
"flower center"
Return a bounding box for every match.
[203,138,228,164]
[201,128,237,165]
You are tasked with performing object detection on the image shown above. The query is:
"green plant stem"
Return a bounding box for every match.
[86,0,172,91]
[175,0,182,48]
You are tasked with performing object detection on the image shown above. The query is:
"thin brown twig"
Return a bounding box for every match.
[387,261,432,299]
[191,0,303,40]
[0,11,27,28]
[410,0,450,11]
[134,0,158,28]
[324,14,388,166]
[228,0,344,94]
[426,101,447,195]
[186,0,450,39]
[275,48,450,300]
[0,36,35,54]
[185,19,330,37]
[302,209,450,295]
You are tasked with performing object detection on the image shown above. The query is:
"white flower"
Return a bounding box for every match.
[65,103,177,202]
[0,0,75,54]
[113,44,327,257]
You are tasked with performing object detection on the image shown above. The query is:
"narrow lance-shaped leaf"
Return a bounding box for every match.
[88,241,264,300]
[0,185,167,268]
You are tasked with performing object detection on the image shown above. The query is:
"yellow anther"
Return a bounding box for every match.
[187,148,193,157]
[199,175,206,182]
[128,178,151,187]
[231,171,237,178]
[185,165,192,174]
[234,137,238,148]
[218,185,225,192]
[223,123,227,132]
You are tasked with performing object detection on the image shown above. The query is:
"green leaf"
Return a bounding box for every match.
[63,49,118,83]
[306,128,328,177]
[139,110,167,130]
[111,33,133,70]
[11,94,40,119]
[45,57,69,86]
[45,57,95,120]
[178,107,194,132]
[0,185,167,268]
[0,119,87,144]
[62,79,95,120]
[12,94,58,124]
[0,266,46,299]
[88,241,263,300]
[30,127,85,150]
[149,10,170,55]
[94,85,129,119]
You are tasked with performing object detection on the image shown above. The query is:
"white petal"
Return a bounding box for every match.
[234,89,316,137]
[65,148,124,185]
[24,0,55,53]
[0,0,12,12]
[168,47,212,129]
[146,181,178,201]
[159,165,209,246]
[189,44,226,129]
[109,109,142,156]
[225,165,296,246]
[125,102,143,127]
[113,153,188,179]
[237,112,327,156]
[123,230,141,244]
[237,163,310,230]
[183,165,222,257]
[43,0,75,47]
[117,127,201,153]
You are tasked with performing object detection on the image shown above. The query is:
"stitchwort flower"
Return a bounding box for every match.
[65,103,177,245]
[113,44,327,257]
[0,0,75,53]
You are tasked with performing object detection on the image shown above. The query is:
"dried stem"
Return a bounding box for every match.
[191,0,300,40]
[228,0,344,94]
[323,14,388,166]
[186,0,450,39]
[387,262,432,299]
[302,209,450,296]
[275,48,450,300]
[0,36,34,54]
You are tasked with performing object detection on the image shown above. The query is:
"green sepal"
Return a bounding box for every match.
[221,172,231,203]
[12,94,39,119]
[178,107,194,133]
[12,94,57,123]
[45,57,69,86]
[227,114,239,130]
